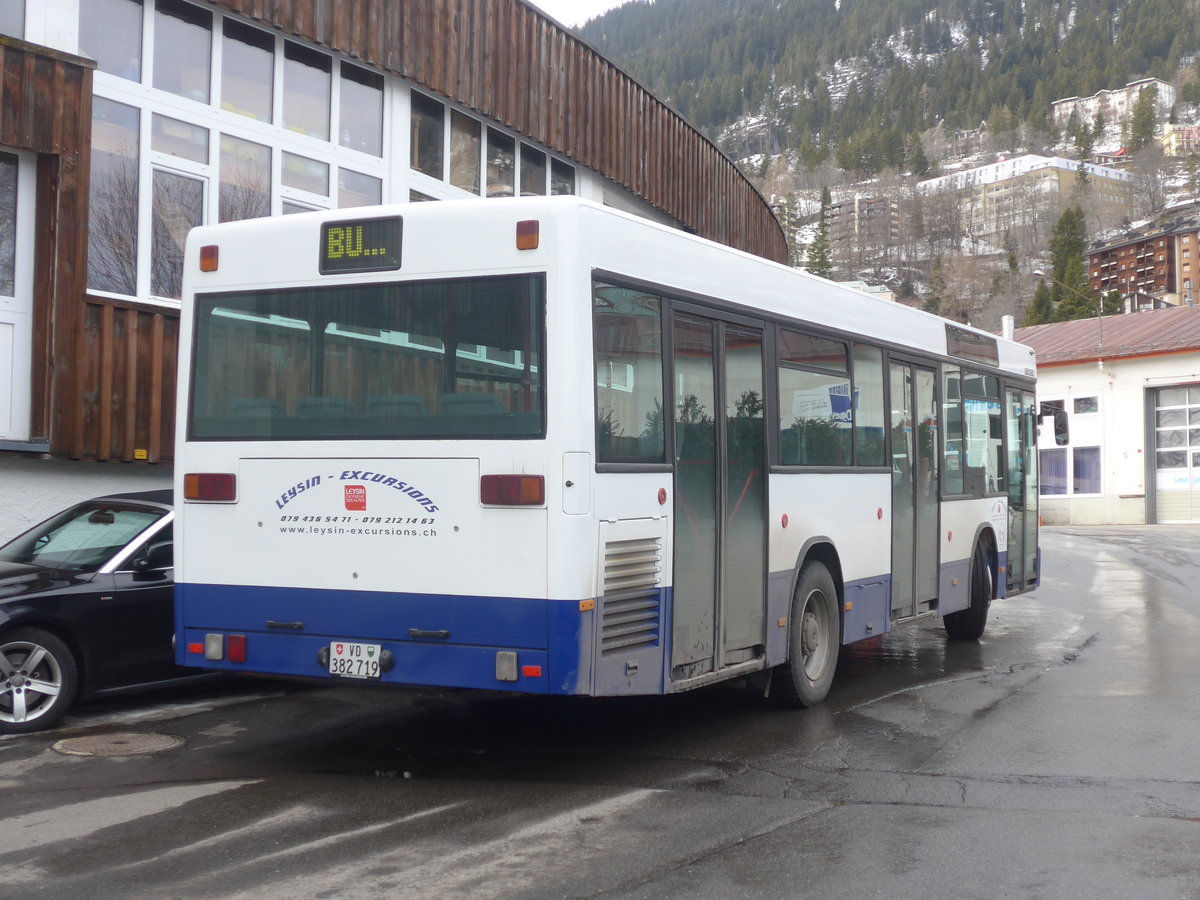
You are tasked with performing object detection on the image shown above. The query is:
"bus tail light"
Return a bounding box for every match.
[199,244,219,271]
[480,474,544,506]
[184,472,237,502]
[201,633,247,662]
[516,219,540,250]
[226,634,247,663]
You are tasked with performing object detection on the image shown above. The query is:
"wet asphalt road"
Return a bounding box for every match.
[2,526,1199,899]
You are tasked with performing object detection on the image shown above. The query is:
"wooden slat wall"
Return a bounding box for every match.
[78,299,179,462]
[211,0,787,262]
[0,38,100,459]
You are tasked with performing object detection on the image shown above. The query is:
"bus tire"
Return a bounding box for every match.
[0,627,79,734]
[772,561,840,708]
[944,540,992,641]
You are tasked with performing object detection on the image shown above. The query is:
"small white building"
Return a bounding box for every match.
[1016,305,1200,524]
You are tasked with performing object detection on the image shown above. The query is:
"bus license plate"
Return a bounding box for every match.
[328,640,382,679]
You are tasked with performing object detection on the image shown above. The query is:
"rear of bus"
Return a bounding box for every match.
[174,200,588,694]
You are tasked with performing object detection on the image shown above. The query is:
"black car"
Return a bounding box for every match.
[0,489,186,734]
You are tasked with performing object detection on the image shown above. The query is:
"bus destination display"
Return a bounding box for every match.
[320,216,402,274]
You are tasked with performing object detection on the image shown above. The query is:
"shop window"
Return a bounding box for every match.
[552,159,576,195]
[340,65,384,156]
[0,152,15,296]
[521,144,546,196]
[219,134,270,222]
[1039,448,1066,495]
[450,111,481,194]
[81,0,143,82]
[0,1,22,37]
[151,169,204,299]
[221,19,273,122]
[1072,447,1101,494]
[486,129,515,197]
[339,170,382,208]
[88,98,140,296]
[283,42,331,140]
[154,0,212,103]
[1073,396,1098,415]
[410,92,444,178]
[282,152,329,197]
[151,114,208,164]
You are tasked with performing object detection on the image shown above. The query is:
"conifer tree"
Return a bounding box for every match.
[1130,85,1159,152]
[805,187,833,280]
[1023,280,1055,326]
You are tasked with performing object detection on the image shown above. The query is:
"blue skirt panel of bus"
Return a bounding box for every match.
[175,582,595,695]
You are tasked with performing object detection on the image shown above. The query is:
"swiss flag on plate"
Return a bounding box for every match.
[334,643,345,655]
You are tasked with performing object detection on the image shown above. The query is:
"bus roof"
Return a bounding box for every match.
[183,196,1037,378]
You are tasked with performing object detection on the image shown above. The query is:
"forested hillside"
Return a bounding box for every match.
[581,0,1200,163]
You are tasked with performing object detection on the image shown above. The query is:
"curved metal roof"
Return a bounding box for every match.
[211,0,787,263]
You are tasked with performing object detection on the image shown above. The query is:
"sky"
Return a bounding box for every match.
[527,0,633,28]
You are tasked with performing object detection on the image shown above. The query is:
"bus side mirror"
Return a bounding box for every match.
[1039,403,1069,446]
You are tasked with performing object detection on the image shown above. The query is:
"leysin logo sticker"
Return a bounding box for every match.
[344,485,367,511]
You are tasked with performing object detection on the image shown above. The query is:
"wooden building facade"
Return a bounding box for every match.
[0,1,784,469]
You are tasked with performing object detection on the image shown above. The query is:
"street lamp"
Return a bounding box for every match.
[1033,268,1103,354]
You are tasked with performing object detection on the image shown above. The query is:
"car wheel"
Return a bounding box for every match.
[0,628,79,734]
[944,540,993,641]
[772,561,840,708]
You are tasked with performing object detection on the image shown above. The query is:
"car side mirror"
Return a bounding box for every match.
[134,541,173,573]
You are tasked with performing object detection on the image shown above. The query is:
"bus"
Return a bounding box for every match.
[174,196,1043,707]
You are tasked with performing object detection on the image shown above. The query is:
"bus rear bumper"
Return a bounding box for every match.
[175,582,593,695]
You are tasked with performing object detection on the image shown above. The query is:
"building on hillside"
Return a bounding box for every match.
[916,155,1133,245]
[833,280,896,303]
[1088,214,1200,307]
[1051,78,1177,133]
[0,1,784,507]
[1016,305,1200,524]
[827,195,902,247]
[1160,123,1200,157]
[826,193,905,272]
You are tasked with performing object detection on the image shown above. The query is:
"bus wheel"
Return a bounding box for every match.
[772,562,840,708]
[944,540,993,641]
[0,628,79,734]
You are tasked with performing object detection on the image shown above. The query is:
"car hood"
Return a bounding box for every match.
[0,559,93,602]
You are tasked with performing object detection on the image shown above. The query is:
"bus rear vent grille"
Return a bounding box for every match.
[601,537,662,655]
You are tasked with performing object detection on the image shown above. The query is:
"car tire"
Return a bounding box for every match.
[771,561,840,708]
[0,627,80,734]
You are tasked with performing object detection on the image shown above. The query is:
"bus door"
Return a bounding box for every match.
[1005,388,1038,591]
[670,311,766,680]
[889,361,939,619]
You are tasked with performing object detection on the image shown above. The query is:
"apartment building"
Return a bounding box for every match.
[1088,213,1200,307]
[1052,78,1177,132]
[917,155,1132,244]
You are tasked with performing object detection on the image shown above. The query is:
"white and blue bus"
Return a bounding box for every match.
[174,196,1043,706]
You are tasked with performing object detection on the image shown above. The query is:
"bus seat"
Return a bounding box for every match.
[438,393,504,415]
[228,397,286,417]
[367,394,428,416]
[296,396,355,417]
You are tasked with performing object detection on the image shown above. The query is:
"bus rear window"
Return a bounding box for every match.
[189,274,544,440]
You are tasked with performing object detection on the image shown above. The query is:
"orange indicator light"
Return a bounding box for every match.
[199,244,219,271]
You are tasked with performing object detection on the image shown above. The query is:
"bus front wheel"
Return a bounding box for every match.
[772,561,840,708]
[944,540,993,641]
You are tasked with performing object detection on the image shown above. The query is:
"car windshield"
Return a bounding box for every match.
[0,502,166,572]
